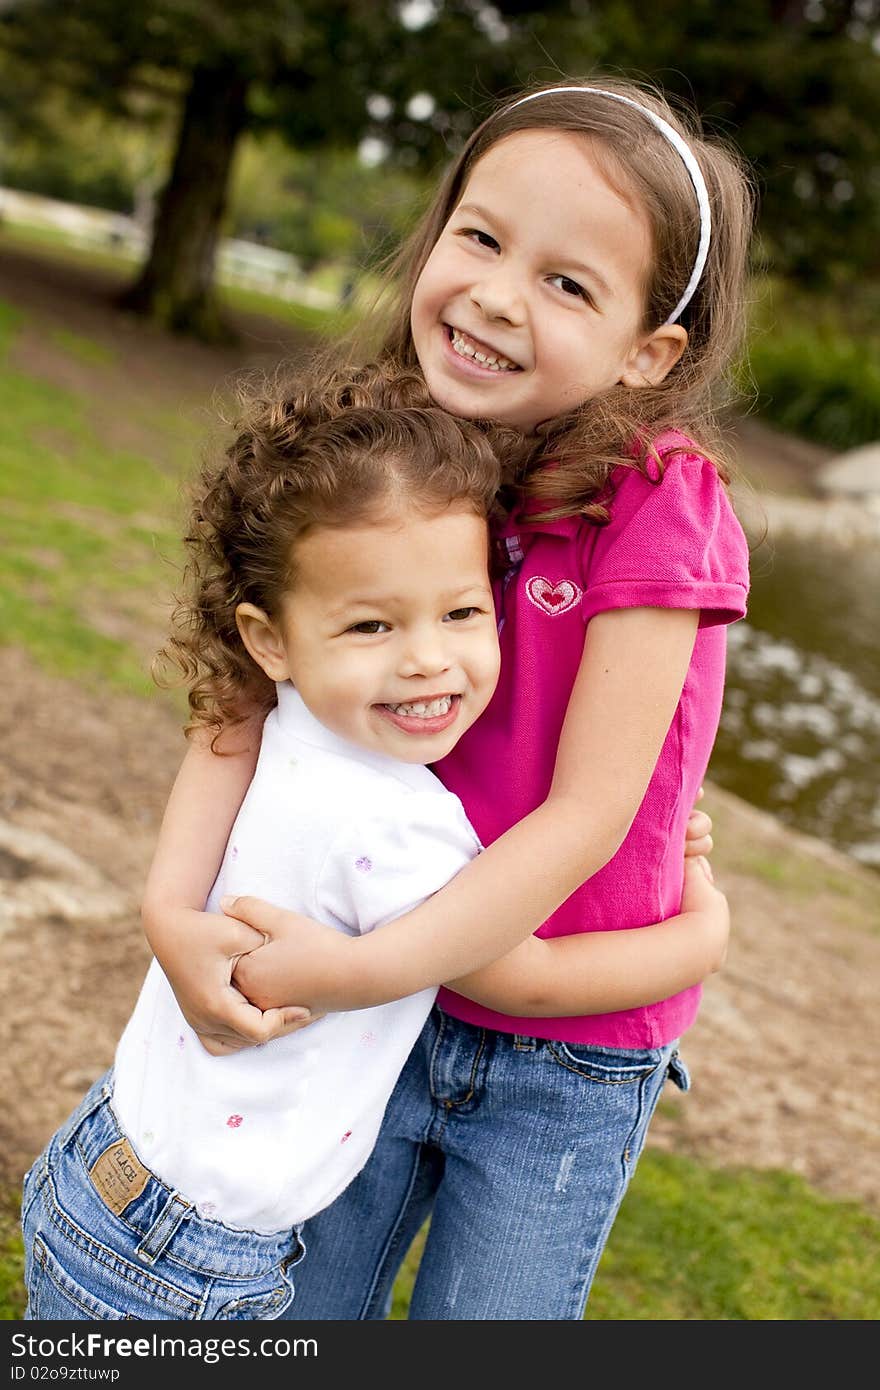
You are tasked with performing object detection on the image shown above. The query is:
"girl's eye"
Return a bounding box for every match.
[444,607,481,622]
[462,228,499,252]
[548,273,591,302]
[348,620,389,635]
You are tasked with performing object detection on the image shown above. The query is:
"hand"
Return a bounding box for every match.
[684,785,714,859]
[142,903,315,1056]
[226,895,352,1014]
[679,855,729,974]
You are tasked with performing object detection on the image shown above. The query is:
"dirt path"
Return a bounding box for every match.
[1,241,878,1216]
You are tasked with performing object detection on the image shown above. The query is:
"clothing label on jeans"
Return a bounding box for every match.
[89,1139,151,1214]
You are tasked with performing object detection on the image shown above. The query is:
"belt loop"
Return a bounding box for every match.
[512,1034,537,1051]
[136,1193,191,1264]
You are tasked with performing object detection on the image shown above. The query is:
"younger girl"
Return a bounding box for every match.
[21,362,725,1321]
[143,77,754,1319]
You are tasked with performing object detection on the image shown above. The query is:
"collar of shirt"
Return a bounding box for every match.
[494,429,687,559]
[491,501,581,576]
[272,682,437,791]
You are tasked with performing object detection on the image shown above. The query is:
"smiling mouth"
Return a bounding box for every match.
[448,326,521,373]
[377,693,461,735]
[383,695,456,718]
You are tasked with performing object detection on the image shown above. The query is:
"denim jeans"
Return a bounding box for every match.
[289,1006,690,1321]
[21,1072,304,1320]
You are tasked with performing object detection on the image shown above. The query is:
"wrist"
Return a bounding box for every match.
[141,897,200,954]
[340,930,412,1009]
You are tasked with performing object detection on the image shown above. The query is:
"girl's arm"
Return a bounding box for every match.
[232,605,702,1012]
[141,724,309,1053]
[445,853,727,1015]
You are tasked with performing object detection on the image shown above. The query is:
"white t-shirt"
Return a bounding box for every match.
[112,682,481,1232]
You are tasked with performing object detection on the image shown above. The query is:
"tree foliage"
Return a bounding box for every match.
[1,1,878,335]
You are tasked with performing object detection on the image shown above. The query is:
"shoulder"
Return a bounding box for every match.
[341,786,482,860]
[608,430,726,507]
[579,431,749,624]
[317,787,482,934]
[602,430,744,542]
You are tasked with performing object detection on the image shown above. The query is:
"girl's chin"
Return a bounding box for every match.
[425,368,528,429]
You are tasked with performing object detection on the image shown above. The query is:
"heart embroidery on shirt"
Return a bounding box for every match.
[525,576,582,616]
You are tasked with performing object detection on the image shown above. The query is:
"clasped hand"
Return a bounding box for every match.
[144,902,326,1057]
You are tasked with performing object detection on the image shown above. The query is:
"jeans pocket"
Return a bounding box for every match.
[545,1040,665,1085]
[27,1203,201,1320]
[28,1234,133,1321]
[213,1265,296,1320]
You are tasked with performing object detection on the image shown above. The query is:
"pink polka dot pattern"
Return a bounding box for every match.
[226,1114,243,1129]
[340,1130,352,1144]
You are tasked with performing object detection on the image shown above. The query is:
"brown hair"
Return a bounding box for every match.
[156,359,514,743]
[358,75,756,521]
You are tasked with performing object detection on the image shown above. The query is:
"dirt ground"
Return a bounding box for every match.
[1,241,878,1218]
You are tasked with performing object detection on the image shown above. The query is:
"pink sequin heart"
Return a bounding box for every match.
[525,576,582,616]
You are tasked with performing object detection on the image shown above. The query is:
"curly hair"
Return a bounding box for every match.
[154,359,518,745]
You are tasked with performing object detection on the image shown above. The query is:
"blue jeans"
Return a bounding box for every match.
[290,1006,690,1321]
[21,1072,304,1320]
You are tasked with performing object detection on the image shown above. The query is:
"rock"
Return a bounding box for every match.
[816,442,880,504]
[733,487,880,544]
[0,818,134,937]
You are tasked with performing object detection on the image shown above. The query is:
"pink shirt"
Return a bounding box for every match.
[434,431,750,1048]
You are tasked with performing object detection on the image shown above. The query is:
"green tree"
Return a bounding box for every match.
[565,0,880,290]
[2,1,878,335]
[0,0,539,338]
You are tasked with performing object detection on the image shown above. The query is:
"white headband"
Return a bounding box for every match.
[505,86,711,325]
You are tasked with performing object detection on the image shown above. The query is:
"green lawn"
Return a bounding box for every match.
[0,299,183,694]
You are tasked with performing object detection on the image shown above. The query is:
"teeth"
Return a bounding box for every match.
[387,696,454,718]
[450,329,517,372]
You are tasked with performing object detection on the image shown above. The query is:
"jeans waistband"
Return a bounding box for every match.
[55,1070,303,1275]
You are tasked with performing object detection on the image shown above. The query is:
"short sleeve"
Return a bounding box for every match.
[579,444,750,629]
[316,792,482,936]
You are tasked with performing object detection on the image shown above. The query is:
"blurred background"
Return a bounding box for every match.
[0,0,878,1322]
[0,0,878,866]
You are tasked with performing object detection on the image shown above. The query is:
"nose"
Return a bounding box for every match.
[469,265,525,325]
[397,624,453,680]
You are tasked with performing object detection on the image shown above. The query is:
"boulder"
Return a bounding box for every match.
[816,442,880,501]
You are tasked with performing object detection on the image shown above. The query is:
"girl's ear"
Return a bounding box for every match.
[619,324,688,388]
[235,602,291,681]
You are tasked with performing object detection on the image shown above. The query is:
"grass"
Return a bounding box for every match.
[585,1151,880,1320]
[50,326,116,366]
[0,1192,25,1321]
[0,220,360,340]
[0,299,184,694]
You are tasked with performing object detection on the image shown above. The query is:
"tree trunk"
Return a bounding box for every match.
[119,62,249,340]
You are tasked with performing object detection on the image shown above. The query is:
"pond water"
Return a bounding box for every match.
[709,527,880,872]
